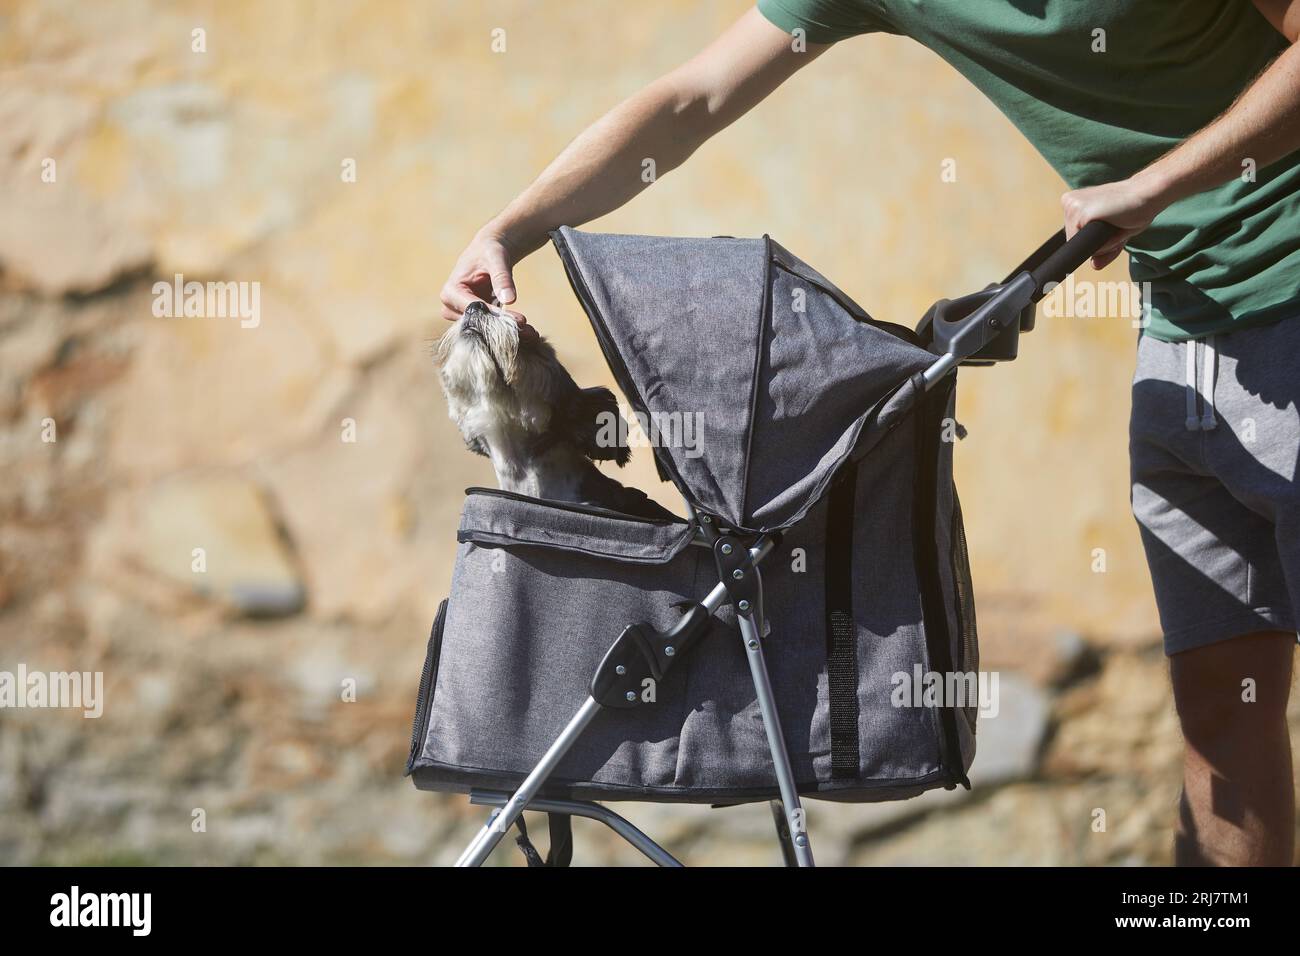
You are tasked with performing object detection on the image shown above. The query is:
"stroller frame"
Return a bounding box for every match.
[450,222,1117,867]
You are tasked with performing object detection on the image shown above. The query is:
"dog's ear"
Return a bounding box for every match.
[569,386,630,467]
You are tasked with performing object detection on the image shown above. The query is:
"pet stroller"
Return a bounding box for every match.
[408,221,1117,866]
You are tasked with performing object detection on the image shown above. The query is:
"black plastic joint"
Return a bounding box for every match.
[589,602,713,709]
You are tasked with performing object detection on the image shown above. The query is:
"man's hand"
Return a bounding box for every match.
[1060,176,1165,270]
[439,230,535,339]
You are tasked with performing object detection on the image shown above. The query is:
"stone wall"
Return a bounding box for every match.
[1,0,1295,865]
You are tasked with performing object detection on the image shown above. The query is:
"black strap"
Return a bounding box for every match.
[513,814,573,867]
[514,816,545,866]
[825,465,860,780]
[547,812,573,867]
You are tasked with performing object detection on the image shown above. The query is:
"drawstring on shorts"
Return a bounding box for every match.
[1184,335,1219,431]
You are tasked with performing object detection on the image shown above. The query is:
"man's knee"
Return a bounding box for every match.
[1171,630,1295,742]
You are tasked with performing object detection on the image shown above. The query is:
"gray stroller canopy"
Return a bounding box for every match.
[551,227,936,532]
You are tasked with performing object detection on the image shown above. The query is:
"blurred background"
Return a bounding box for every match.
[1,0,1295,865]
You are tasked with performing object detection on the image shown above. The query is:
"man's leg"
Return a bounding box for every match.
[1130,326,1300,867]
[1170,630,1295,866]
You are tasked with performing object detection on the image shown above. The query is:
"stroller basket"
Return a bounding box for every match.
[410,221,1119,866]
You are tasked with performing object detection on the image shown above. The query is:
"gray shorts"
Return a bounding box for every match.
[1130,317,1300,656]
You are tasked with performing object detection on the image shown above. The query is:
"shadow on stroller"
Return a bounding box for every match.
[407,221,1118,866]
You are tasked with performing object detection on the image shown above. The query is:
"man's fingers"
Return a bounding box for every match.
[440,282,483,317]
[484,249,517,305]
[1061,191,1084,239]
[1090,233,1132,270]
[493,281,517,305]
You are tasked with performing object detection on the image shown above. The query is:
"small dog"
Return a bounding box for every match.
[437,301,675,521]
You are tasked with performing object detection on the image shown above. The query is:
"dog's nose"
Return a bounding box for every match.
[462,301,490,323]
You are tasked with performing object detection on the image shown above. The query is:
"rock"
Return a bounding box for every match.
[104,289,358,480]
[847,779,1174,866]
[969,670,1051,786]
[0,309,69,383]
[1044,647,1180,779]
[976,624,1101,688]
[133,473,304,616]
[259,346,478,624]
[1043,629,1100,686]
[0,83,153,296]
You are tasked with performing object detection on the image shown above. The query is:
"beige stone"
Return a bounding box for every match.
[104,285,357,479]
[125,472,302,616]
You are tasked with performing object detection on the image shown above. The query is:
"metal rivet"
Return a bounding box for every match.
[732,569,744,580]
[615,665,626,675]
[664,646,675,656]
[794,835,808,847]
[747,640,759,650]
[737,599,751,612]
[701,515,712,524]
[625,691,637,702]
[720,542,733,555]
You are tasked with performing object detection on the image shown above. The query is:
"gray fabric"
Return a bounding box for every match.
[458,491,694,564]
[552,228,935,531]
[411,426,973,802]
[553,229,765,528]
[1131,317,1300,655]
[745,254,935,527]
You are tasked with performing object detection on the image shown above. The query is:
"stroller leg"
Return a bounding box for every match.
[470,791,683,867]
[453,696,602,867]
[770,800,799,867]
[737,609,816,867]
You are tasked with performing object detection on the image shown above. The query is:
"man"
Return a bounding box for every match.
[441,1,1300,866]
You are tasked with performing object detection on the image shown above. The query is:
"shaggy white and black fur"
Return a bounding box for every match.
[437,301,674,521]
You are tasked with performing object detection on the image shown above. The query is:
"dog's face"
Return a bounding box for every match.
[436,301,560,457]
[436,301,627,468]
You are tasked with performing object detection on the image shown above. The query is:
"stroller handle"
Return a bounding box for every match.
[1019,220,1123,302]
[921,219,1121,384]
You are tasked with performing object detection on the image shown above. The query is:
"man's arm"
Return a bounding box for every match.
[1063,0,1300,268]
[441,7,826,322]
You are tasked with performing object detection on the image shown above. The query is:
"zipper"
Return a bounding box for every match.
[737,237,775,521]
[406,599,448,774]
[950,492,979,731]
[464,486,686,526]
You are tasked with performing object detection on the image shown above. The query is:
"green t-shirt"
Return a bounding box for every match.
[758,0,1300,341]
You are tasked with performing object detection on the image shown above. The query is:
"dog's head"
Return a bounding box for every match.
[436,301,629,466]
